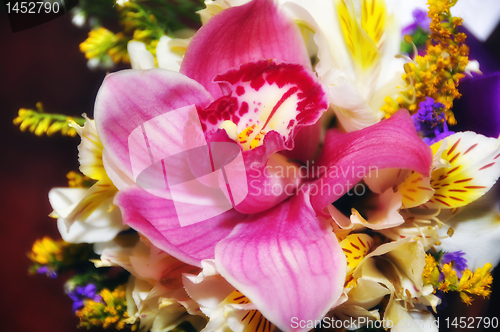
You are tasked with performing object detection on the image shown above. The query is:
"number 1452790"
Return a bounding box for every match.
[6,1,60,14]
[445,316,498,329]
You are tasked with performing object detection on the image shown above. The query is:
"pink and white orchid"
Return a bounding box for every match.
[93,0,432,330]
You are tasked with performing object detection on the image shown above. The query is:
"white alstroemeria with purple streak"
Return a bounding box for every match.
[92,0,432,330]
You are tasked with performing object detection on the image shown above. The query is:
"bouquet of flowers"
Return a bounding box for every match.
[17,0,500,331]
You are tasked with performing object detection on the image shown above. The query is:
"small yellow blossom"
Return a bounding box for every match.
[456,263,493,304]
[76,285,132,330]
[29,237,64,265]
[425,253,494,305]
[423,254,440,285]
[80,27,129,64]
[13,102,84,137]
[382,0,468,124]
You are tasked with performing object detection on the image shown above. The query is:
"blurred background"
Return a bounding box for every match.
[0,1,499,331]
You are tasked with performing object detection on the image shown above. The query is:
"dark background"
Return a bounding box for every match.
[0,3,499,332]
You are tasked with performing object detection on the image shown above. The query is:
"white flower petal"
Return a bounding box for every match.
[56,195,124,243]
[156,35,192,72]
[128,41,155,70]
[438,184,500,270]
[183,260,235,317]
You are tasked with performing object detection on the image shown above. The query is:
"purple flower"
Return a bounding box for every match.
[402,8,432,35]
[412,97,455,145]
[442,251,468,272]
[68,284,102,312]
[37,266,57,279]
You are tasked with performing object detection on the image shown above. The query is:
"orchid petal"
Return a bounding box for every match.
[115,185,243,267]
[281,120,322,163]
[210,60,328,151]
[364,168,410,195]
[215,189,346,331]
[209,128,302,215]
[236,138,302,214]
[180,0,310,99]
[198,0,251,25]
[311,110,432,211]
[94,69,213,188]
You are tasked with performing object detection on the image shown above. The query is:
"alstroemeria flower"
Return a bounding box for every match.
[183,259,279,332]
[282,0,405,131]
[334,238,440,332]
[49,118,128,243]
[96,236,205,331]
[94,0,432,330]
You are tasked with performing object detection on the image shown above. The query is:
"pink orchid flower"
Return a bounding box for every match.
[93,0,432,330]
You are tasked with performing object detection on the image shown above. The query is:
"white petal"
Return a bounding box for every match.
[281,0,352,77]
[198,0,251,25]
[438,184,500,270]
[56,195,125,243]
[183,260,235,316]
[128,41,155,70]
[49,187,88,220]
[156,35,192,72]
[464,59,482,77]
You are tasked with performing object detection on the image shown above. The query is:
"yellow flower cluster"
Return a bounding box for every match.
[423,255,493,305]
[13,102,83,137]
[382,0,468,125]
[456,263,493,305]
[76,285,134,330]
[80,27,130,64]
[119,3,164,64]
[29,237,64,265]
